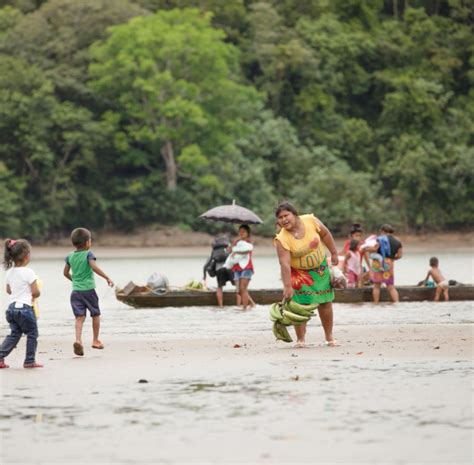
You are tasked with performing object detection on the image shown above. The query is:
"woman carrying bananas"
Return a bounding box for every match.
[274,201,339,347]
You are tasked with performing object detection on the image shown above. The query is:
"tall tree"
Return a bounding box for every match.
[0,55,110,237]
[89,8,261,192]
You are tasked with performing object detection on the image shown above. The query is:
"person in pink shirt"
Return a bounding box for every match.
[343,239,362,288]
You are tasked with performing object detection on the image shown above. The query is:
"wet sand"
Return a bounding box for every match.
[1,323,472,464]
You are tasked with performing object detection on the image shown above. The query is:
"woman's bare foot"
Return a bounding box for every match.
[323,339,341,347]
[0,360,9,369]
[294,340,306,348]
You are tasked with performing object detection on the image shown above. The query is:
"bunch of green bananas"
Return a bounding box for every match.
[269,300,318,343]
[185,280,204,290]
[272,321,293,343]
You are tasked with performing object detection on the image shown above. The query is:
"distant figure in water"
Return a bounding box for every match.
[423,257,449,301]
[230,225,255,310]
[203,236,233,307]
[365,224,403,303]
[341,223,364,254]
[341,223,370,284]
[343,239,362,288]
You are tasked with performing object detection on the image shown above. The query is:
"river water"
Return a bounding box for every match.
[0,246,472,337]
[0,247,473,464]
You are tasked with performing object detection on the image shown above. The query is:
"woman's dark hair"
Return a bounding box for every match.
[239,224,251,236]
[3,239,31,269]
[349,223,363,234]
[349,239,359,252]
[71,227,91,247]
[380,224,395,234]
[275,201,298,218]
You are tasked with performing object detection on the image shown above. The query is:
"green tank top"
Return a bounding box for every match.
[66,250,96,291]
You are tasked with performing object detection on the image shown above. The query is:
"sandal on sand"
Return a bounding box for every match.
[24,362,44,368]
[0,360,9,369]
[92,342,104,350]
[322,340,341,347]
[73,342,84,356]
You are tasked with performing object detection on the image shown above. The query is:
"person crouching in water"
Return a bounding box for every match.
[0,239,43,368]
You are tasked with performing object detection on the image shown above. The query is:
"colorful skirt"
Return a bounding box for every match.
[290,258,334,305]
[370,256,394,285]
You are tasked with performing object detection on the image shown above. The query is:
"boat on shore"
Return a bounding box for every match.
[115,282,474,308]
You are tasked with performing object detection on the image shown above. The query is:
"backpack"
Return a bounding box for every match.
[205,237,230,277]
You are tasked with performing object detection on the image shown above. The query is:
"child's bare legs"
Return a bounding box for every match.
[372,283,381,303]
[239,278,251,309]
[236,294,254,307]
[92,316,101,346]
[387,284,399,303]
[75,316,85,344]
[443,289,449,301]
[434,287,442,301]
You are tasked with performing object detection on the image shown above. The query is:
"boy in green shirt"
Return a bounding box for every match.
[63,228,113,356]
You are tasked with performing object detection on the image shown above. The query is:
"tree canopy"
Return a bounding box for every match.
[0,0,472,239]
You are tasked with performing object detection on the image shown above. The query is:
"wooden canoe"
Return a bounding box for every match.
[115,284,474,308]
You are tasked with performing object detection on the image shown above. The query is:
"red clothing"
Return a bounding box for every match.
[232,239,254,272]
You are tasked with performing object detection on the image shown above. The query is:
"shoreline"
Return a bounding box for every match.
[13,233,474,259]
[6,230,473,250]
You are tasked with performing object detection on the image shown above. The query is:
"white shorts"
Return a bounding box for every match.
[437,280,449,290]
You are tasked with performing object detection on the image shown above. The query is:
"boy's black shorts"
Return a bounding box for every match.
[216,268,234,288]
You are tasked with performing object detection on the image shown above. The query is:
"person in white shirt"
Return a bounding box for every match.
[0,239,43,369]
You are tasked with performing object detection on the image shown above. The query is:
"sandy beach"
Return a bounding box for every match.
[0,241,472,464]
[1,320,472,465]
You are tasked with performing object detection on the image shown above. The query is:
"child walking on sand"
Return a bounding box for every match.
[0,239,43,368]
[423,257,449,301]
[63,228,114,356]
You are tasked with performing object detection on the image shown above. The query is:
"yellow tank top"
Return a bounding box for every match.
[274,214,326,270]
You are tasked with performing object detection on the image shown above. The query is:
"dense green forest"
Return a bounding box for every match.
[0,0,472,239]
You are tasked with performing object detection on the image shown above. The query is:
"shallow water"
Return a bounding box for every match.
[0,247,472,337]
[0,249,473,464]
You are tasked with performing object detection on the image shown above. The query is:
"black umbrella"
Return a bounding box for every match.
[199,200,263,225]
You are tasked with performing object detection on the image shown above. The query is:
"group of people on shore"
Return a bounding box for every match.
[339,222,449,302]
[340,222,403,303]
[0,200,451,367]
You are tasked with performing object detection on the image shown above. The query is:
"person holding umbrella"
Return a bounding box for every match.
[229,225,255,310]
[274,201,339,347]
[200,201,262,309]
